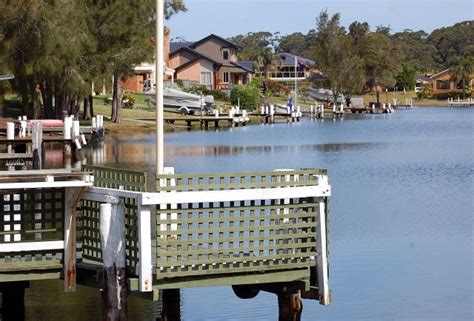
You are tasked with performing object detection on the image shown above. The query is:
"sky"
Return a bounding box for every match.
[166,0,473,41]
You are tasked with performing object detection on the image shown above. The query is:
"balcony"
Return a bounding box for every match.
[267,71,306,80]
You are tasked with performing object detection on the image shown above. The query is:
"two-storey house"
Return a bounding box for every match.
[169,34,253,90]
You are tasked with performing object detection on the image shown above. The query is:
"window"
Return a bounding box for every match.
[222,49,229,60]
[200,72,212,88]
[223,72,229,83]
[436,80,449,90]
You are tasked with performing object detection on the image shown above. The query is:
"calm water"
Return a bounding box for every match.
[24,107,472,320]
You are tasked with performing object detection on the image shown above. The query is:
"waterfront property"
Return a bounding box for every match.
[430,68,474,96]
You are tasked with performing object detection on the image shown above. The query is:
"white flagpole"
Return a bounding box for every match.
[156,0,164,176]
[294,56,297,111]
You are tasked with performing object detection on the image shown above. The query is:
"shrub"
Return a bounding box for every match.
[230,83,260,109]
[416,83,432,99]
[448,90,460,99]
[123,91,136,108]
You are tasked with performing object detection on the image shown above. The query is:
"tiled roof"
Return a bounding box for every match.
[232,61,255,73]
[274,53,315,67]
[170,41,194,54]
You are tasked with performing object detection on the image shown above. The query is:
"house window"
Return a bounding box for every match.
[223,72,229,83]
[436,80,449,90]
[200,72,212,88]
[222,49,229,60]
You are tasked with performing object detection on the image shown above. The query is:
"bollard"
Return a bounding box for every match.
[214,109,219,118]
[6,122,14,140]
[73,120,80,137]
[81,133,87,145]
[74,138,82,150]
[63,119,71,140]
[260,106,264,115]
[265,105,269,114]
[91,116,97,128]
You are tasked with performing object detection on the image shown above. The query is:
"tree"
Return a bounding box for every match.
[313,11,365,103]
[391,30,438,73]
[450,57,474,99]
[349,21,369,45]
[395,64,416,91]
[429,21,474,68]
[229,31,276,75]
[360,32,402,103]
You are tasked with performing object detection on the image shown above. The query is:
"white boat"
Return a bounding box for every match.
[144,82,212,115]
[0,74,14,81]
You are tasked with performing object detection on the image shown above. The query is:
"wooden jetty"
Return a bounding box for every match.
[309,104,344,120]
[164,115,248,129]
[254,105,302,124]
[0,165,332,320]
[448,97,474,107]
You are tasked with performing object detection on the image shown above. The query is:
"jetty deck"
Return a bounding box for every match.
[0,164,331,318]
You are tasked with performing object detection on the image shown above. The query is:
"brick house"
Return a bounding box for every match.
[169,34,253,90]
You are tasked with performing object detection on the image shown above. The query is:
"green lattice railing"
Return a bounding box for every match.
[0,188,65,271]
[154,169,327,281]
[79,165,147,270]
[156,169,327,192]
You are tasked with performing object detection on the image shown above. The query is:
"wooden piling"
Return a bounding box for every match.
[160,289,181,321]
[100,202,128,321]
[277,286,303,321]
[1,281,28,321]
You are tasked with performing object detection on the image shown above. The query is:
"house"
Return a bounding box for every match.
[169,34,254,90]
[265,53,316,90]
[430,68,474,95]
[415,75,431,92]
[121,29,174,92]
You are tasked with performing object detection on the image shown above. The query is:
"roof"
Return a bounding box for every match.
[415,75,431,83]
[170,47,221,65]
[430,68,452,80]
[190,34,242,50]
[175,55,222,73]
[274,53,315,67]
[170,41,194,54]
[231,61,255,73]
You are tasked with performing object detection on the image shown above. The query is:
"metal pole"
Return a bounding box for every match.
[294,56,297,111]
[156,0,164,175]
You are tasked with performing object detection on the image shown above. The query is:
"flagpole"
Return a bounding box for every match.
[294,56,297,111]
[156,0,164,176]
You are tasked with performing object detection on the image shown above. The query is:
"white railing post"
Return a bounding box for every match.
[137,200,153,292]
[316,197,330,305]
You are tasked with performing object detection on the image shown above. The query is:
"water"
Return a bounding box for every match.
[25,107,473,320]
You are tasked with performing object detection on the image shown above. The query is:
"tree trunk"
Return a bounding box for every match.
[0,81,4,118]
[376,89,380,104]
[41,80,54,119]
[111,73,123,123]
[83,94,94,120]
[19,76,29,116]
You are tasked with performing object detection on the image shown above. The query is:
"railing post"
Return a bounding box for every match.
[137,200,153,292]
[316,197,330,305]
[100,201,128,320]
[64,187,85,293]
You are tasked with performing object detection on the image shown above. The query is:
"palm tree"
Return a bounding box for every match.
[450,57,474,99]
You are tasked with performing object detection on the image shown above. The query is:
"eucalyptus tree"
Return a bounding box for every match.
[88,0,186,123]
[359,32,402,103]
[313,10,365,103]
